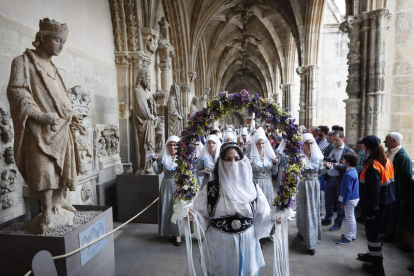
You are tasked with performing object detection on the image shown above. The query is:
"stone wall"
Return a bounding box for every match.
[316,2,349,130]
[0,1,119,224]
[384,0,414,157]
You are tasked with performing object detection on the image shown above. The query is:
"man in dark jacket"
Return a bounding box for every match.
[382,132,413,242]
[322,130,355,231]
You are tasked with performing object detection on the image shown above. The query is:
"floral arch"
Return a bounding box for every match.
[174,89,302,210]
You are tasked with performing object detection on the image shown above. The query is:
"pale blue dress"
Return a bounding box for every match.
[153,159,180,237]
[251,158,278,210]
[296,157,327,250]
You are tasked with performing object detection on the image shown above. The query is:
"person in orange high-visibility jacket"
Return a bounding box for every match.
[356,136,396,276]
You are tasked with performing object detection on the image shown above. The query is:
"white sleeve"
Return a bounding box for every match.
[253,185,272,239]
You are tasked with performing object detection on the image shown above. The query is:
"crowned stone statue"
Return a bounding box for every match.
[190,96,199,116]
[7,18,83,233]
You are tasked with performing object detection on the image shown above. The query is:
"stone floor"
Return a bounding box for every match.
[113,219,414,276]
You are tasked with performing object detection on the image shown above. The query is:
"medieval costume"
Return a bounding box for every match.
[196,135,222,190]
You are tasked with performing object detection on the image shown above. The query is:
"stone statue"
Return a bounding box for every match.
[168,84,184,136]
[0,108,14,144]
[7,18,82,233]
[190,96,199,116]
[133,69,157,174]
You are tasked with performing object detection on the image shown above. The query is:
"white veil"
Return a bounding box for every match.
[195,142,204,158]
[198,135,222,168]
[239,127,250,144]
[218,156,256,202]
[223,131,236,143]
[302,133,324,166]
[160,135,180,170]
[250,128,276,167]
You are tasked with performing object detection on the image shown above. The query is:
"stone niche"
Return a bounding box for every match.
[94,124,122,173]
[65,86,99,206]
[0,107,25,224]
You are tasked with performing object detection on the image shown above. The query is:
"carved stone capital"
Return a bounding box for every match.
[115,54,130,67]
[189,71,197,84]
[142,27,159,54]
[131,52,152,69]
[178,83,191,93]
[154,90,169,107]
[296,66,308,75]
[369,8,390,18]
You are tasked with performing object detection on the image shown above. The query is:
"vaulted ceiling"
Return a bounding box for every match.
[163,0,305,99]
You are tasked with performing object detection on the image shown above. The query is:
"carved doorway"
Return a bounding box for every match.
[224,111,244,127]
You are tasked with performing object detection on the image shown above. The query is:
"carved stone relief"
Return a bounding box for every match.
[94,125,121,170]
[0,109,14,144]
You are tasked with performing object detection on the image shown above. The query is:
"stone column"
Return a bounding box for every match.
[306,65,318,128]
[296,67,307,126]
[115,53,132,172]
[341,16,363,147]
[178,83,192,126]
[279,84,288,109]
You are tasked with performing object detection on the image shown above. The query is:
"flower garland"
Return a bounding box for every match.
[174,89,302,210]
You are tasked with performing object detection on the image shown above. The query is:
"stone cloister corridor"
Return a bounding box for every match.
[0,0,414,275]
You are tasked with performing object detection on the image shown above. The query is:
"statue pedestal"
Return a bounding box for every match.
[116,174,161,224]
[0,206,114,276]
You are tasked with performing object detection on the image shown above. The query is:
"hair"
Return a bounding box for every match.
[332,130,345,139]
[342,152,358,167]
[328,131,334,137]
[302,129,311,134]
[32,32,47,48]
[332,125,344,132]
[210,129,219,135]
[213,143,244,180]
[318,126,329,135]
[363,143,387,167]
[388,132,403,145]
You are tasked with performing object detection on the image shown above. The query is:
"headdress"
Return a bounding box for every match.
[220,142,243,154]
[249,127,276,167]
[38,18,69,37]
[198,135,222,168]
[159,136,180,170]
[301,133,324,167]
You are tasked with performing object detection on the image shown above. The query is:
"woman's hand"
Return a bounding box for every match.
[203,167,211,174]
[184,209,195,221]
[271,158,278,165]
[151,154,158,162]
[250,158,253,164]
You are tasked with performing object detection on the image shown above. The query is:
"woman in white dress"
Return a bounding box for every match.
[192,140,204,187]
[152,135,182,246]
[238,127,251,154]
[196,135,222,190]
[249,130,278,210]
[189,142,273,276]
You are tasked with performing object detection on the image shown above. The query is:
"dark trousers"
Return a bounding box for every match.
[381,194,401,241]
[366,205,390,262]
[357,182,366,218]
[324,176,345,226]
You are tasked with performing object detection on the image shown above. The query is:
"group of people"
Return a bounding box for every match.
[149,121,412,276]
[302,125,413,276]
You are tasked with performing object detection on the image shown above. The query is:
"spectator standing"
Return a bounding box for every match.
[357,136,396,276]
[322,131,355,231]
[356,138,368,222]
[382,132,413,242]
[336,152,359,245]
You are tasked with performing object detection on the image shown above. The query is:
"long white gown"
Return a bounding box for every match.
[192,183,272,276]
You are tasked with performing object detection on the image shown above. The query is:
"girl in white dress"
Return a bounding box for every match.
[189,142,273,276]
[196,135,222,190]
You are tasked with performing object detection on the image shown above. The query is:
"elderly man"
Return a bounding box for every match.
[382,132,413,242]
[322,130,355,231]
[311,126,319,143]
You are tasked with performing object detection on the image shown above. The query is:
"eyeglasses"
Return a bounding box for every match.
[304,142,314,146]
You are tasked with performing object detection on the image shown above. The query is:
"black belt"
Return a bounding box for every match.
[327,175,340,179]
[210,213,253,234]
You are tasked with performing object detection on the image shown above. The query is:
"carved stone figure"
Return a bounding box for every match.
[133,69,157,174]
[168,84,184,137]
[1,195,17,209]
[155,116,165,153]
[81,183,93,203]
[0,109,14,144]
[0,170,17,195]
[4,147,15,165]
[6,18,82,233]
[190,96,199,116]
[95,125,121,171]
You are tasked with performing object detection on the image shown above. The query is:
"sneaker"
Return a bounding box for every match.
[329,224,341,231]
[341,234,356,241]
[336,237,352,245]
[321,218,332,226]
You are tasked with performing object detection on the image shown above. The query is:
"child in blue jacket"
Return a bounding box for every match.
[336,152,360,244]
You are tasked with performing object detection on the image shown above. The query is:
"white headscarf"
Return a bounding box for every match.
[198,135,222,168]
[239,127,250,144]
[160,135,180,170]
[249,128,277,167]
[195,142,204,158]
[302,133,324,167]
[218,156,256,202]
[212,127,223,139]
[223,131,236,143]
